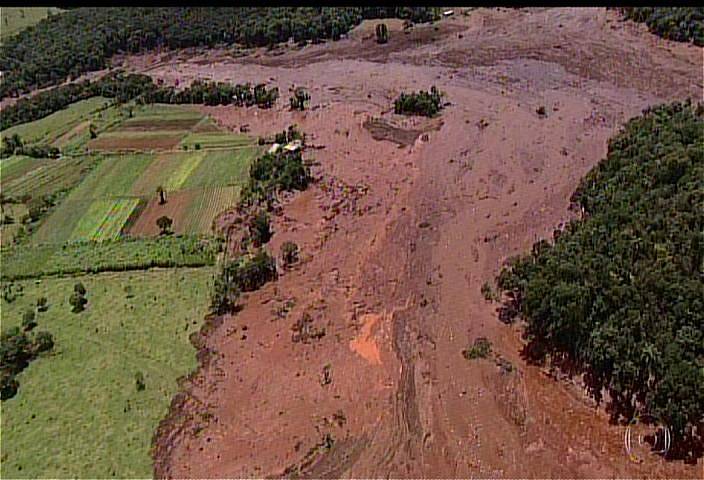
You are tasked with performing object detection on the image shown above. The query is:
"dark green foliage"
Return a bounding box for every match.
[241,149,311,208]
[210,250,277,314]
[32,331,54,353]
[289,87,310,111]
[274,125,304,145]
[156,216,173,235]
[36,296,48,312]
[0,327,54,400]
[618,8,704,45]
[69,292,87,313]
[247,211,272,247]
[394,86,443,117]
[497,101,704,443]
[462,337,493,360]
[135,371,145,391]
[21,310,36,332]
[280,241,299,267]
[375,23,389,43]
[0,73,281,131]
[0,8,439,99]
[73,282,86,296]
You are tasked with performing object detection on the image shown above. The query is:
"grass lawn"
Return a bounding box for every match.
[0,7,63,42]
[1,97,113,147]
[0,267,214,478]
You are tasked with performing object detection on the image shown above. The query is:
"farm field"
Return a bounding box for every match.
[1,236,219,281]
[0,203,29,246]
[0,268,213,478]
[0,7,63,41]
[0,155,99,201]
[1,97,115,150]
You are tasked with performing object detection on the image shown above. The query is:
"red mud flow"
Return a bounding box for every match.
[135,8,702,479]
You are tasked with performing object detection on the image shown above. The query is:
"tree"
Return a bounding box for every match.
[281,241,300,267]
[156,185,166,205]
[21,310,37,332]
[375,23,389,43]
[69,292,87,313]
[89,123,97,139]
[135,371,146,391]
[74,282,86,296]
[289,87,310,111]
[248,211,272,247]
[156,216,173,235]
[36,297,48,312]
[32,331,54,354]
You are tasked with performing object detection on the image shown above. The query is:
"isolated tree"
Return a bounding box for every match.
[89,123,97,139]
[74,282,86,296]
[21,310,37,332]
[156,185,166,205]
[375,23,389,43]
[280,241,300,267]
[36,297,48,312]
[289,87,310,111]
[69,292,87,313]
[135,371,146,391]
[156,215,173,235]
[32,331,54,354]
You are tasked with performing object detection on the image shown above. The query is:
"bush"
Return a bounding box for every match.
[248,211,272,247]
[32,331,54,354]
[394,86,443,117]
[210,250,277,314]
[135,371,146,391]
[280,241,300,267]
[74,282,87,296]
[289,87,310,111]
[462,337,493,360]
[69,292,87,313]
[36,297,48,312]
[21,310,37,332]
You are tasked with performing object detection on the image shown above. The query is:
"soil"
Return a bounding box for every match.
[86,134,183,151]
[130,8,702,479]
[127,189,196,237]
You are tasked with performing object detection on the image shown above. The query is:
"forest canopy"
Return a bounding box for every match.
[497,101,704,449]
[0,7,439,99]
[617,8,704,46]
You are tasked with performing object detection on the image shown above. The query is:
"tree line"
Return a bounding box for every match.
[497,101,703,456]
[0,72,280,131]
[0,7,439,99]
[617,8,703,46]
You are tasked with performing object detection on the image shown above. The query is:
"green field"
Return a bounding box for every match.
[0,156,99,201]
[0,268,213,478]
[0,7,63,41]
[2,236,219,281]
[0,203,29,246]
[181,131,255,149]
[1,97,115,149]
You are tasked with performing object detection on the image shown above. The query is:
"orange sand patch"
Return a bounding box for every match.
[350,313,383,365]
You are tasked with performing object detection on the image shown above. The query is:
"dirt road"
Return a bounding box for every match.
[141,8,702,478]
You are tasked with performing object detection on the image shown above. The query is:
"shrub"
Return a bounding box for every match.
[69,292,87,313]
[280,241,300,267]
[289,87,310,111]
[135,371,146,391]
[21,310,37,332]
[394,86,443,117]
[36,297,48,312]
[74,282,87,296]
[248,211,272,247]
[32,331,54,354]
[462,337,493,360]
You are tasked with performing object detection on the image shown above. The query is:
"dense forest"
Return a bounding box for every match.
[497,101,703,454]
[0,7,439,99]
[0,72,279,131]
[617,8,704,46]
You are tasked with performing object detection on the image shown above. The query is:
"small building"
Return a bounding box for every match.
[268,143,281,154]
[443,10,454,17]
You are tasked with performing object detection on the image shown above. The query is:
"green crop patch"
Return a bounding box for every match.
[1,156,98,201]
[181,131,255,150]
[68,198,140,242]
[67,154,154,201]
[183,186,240,234]
[181,147,259,190]
[0,268,213,478]
[1,97,112,147]
[1,236,219,280]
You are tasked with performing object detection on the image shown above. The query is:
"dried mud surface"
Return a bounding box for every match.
[131,8,702,479]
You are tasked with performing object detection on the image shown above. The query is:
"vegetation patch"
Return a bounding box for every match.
[394,86,444,117]
[1,236,220,280]
[0,268,212,478]
[497,101,704,450]
[617,7,704,45]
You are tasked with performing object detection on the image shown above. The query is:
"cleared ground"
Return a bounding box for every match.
[0,268,213,478]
